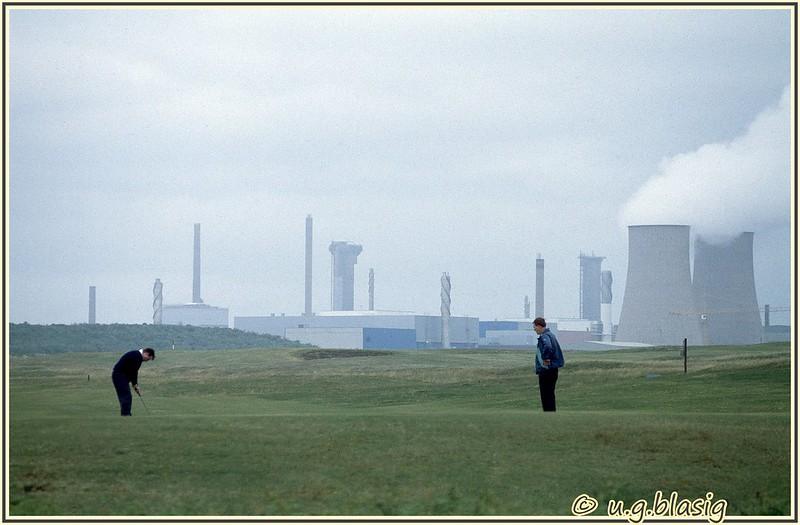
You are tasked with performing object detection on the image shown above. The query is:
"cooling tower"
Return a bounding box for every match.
[579,253,604,321]
[305,215,313,316]
[535,255,544,317]
[616,225,702,345]
[193,223,203,304]
[329,241,362,311]
[88,286,96,324]
[692,232,762,345]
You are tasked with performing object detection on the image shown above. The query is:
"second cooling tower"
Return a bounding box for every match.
[616,225,702,345]
[692,232,762,345]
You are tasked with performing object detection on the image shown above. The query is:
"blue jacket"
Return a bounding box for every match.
[535,328,564,375]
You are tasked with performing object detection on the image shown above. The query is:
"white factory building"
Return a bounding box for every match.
[163,303,229,328]
[234,311,479,350]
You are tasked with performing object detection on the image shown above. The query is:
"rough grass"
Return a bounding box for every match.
[8,343,791,517]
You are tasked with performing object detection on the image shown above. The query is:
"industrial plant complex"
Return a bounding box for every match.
[85,217,786,350]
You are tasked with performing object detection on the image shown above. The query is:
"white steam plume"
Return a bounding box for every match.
[619,87,791,238]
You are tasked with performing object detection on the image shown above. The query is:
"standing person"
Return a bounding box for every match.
[533,318,564,412]
[111,347,155,416]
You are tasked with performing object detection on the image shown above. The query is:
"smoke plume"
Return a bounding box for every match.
[619,87,790,238]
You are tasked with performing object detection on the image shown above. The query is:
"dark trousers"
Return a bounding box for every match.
[538,368,559,412]
[112,372,132,416]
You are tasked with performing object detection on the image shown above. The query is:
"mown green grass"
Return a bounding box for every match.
[9,343,791,517]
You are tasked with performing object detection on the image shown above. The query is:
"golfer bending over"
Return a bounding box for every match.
[533,318,564,412]
[112,347,155,416]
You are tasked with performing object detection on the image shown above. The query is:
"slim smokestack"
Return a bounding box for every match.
[441,272,451,349]
[88,286,96,324]
[305,215,313,316]
[601,270,613,341]
[535,254,544,318]
[524,295,531,319]
[192,223,203,304]
[368,268,375,311]
[153,279,163,325]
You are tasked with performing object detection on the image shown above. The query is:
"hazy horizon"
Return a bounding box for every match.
[9,6,793,326]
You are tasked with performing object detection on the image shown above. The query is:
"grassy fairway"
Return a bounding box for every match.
[9,344,791,517]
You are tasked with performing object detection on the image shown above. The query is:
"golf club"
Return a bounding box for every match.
[136,390,151,414]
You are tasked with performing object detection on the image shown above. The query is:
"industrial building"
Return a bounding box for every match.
[479,318,609,349]
[159,223,230,328]
[235,311,479,349]
[163,303,229,328]
[479,319,536,347]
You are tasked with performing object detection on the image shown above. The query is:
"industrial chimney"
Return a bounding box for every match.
[88,286,96,324]
[579,253,605,321]
[305,215,313,317]
[368,268,375,311]
[691,232,762,345]
[616,225,702,345]
[153,279,163,325]
[524,295,531,319]
[329,241,362,311]
[600,270,613,341]
[193,223,203,304]
[535,254,544,318]
[441,272,451,349]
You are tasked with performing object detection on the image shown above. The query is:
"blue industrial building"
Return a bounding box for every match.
[236,311,478,349]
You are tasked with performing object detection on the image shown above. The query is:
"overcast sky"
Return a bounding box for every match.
[9,6,792,326]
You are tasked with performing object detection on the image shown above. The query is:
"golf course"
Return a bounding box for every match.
[8,342,791,517]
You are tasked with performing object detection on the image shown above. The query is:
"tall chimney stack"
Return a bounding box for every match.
[524,295,531,319]
[305,215,313,316]
[441,272,451,349]
[368,268,375,311]
[88,286,96,324]
[193,223,203,304]
[535,254,544,318]
[153,279,163,325]
[600,270,613,341]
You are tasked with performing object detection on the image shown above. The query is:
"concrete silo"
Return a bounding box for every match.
[692,232,762,345]
[329,241,362,311]
[615,225,703,345]
[579,253,604,321]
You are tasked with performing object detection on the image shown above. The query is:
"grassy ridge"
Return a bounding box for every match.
[9,323,308,354]
[9,343,791,516]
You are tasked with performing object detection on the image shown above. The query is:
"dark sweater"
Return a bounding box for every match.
[112,350,144,386]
